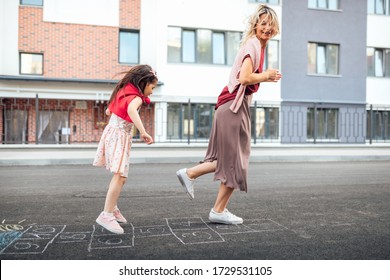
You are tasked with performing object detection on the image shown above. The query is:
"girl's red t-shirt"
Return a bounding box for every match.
[108,83,150,123]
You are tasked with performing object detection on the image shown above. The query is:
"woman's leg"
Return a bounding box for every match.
[186,161,217,179]
[209,183,242,224]
[103,174,126,213]
[212,183,234,212]
[177,161,217,200]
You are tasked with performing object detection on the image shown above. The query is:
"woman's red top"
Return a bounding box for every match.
[215,50,265,110]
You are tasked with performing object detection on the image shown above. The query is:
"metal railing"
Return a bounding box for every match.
[1,97,389,144]
[367,104,390,143]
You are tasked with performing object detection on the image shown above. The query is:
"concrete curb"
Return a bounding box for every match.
[1,143,390,166]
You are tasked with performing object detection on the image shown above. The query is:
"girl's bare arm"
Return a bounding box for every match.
[127,97,153,144]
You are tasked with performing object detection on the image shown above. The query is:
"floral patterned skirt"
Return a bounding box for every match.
[93,114,134,177]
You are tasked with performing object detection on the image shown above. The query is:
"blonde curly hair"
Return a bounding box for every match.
[241,4,280,46]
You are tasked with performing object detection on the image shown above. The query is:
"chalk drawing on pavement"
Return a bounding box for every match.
[0,217,287,255]
[1,224,65,255]
[166,217,225,245]
[88,223,135,252]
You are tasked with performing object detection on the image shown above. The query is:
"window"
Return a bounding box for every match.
[308,0,339,10]
[20,0,43,6]
[226,32,241,65]
[264,40,279,70]
[367,47,390,77]
[307,42,339,75]
[20,53,43,75]
[182,30,196,63]
[119,30,139,64]
[367,110,390,140]
[4,109,28,144]
[167,103,181,140]
[167,27,181,63]
[213,33,225,64]
[368,0,390,15]
[307,108,339,141]
[249,0,279,4]
[251,107,279,140]
[37,111,69,144]
[167,103,214,141]
[197,29,212,63]
[167,27,241,65]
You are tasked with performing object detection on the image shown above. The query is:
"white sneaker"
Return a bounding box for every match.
[176,168,195,200]
[209,208,243,225]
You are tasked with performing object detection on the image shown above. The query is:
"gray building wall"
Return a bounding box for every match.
[280,0,367,143]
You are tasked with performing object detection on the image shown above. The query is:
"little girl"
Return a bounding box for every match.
[93,64,157,234]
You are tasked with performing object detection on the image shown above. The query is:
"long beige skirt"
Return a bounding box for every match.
[202,96,251,192]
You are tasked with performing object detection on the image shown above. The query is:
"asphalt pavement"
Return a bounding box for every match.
[0,161,389,260]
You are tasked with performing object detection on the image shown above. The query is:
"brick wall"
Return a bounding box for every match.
[0,97,154,144]
[120,0,141,28]
[8,1,154,144]
[18,0,141,80]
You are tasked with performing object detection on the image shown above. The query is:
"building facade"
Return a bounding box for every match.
[0,0,389,144]
[0,0,151,144]
[281,0,367,143]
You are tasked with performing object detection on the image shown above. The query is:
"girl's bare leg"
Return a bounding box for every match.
[103,174,126,213]
[186,161,217,179]
[213,183,234,212]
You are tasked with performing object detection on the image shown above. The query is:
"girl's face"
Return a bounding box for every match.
[143,80,158,97]
[255,13,275,41]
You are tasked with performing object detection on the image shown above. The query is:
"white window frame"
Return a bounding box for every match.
[307,42,339,76]
[119,30,140,65]
[308,0,340,10]
[167,27,242,66]
[367,0,390,15]
[367,47,390,77]
[20,52,43,75]
[20,0,43,6]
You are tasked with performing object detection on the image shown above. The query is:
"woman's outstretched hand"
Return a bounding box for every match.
[264,69,282,82]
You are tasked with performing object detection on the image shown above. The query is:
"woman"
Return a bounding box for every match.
[176,4,282,224]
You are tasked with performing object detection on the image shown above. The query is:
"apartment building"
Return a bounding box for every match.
[0,0,389,144]
[0,0,151,144]
[366,0,390,142]
[281,0,367,143]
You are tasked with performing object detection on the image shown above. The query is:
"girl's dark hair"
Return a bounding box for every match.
[108,64,158,105]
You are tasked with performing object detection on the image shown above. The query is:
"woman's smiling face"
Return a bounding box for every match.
[255,13,275,41]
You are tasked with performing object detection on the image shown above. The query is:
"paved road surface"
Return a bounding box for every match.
[0,161,389,260]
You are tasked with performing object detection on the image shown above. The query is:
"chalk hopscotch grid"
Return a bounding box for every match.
[134,224,172,238]
[0,217,288,255]
[166,217,225,245]
[54,231,92,244]
[1,225,66,255]
[88,223,135,252]
[212,218,290,236]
